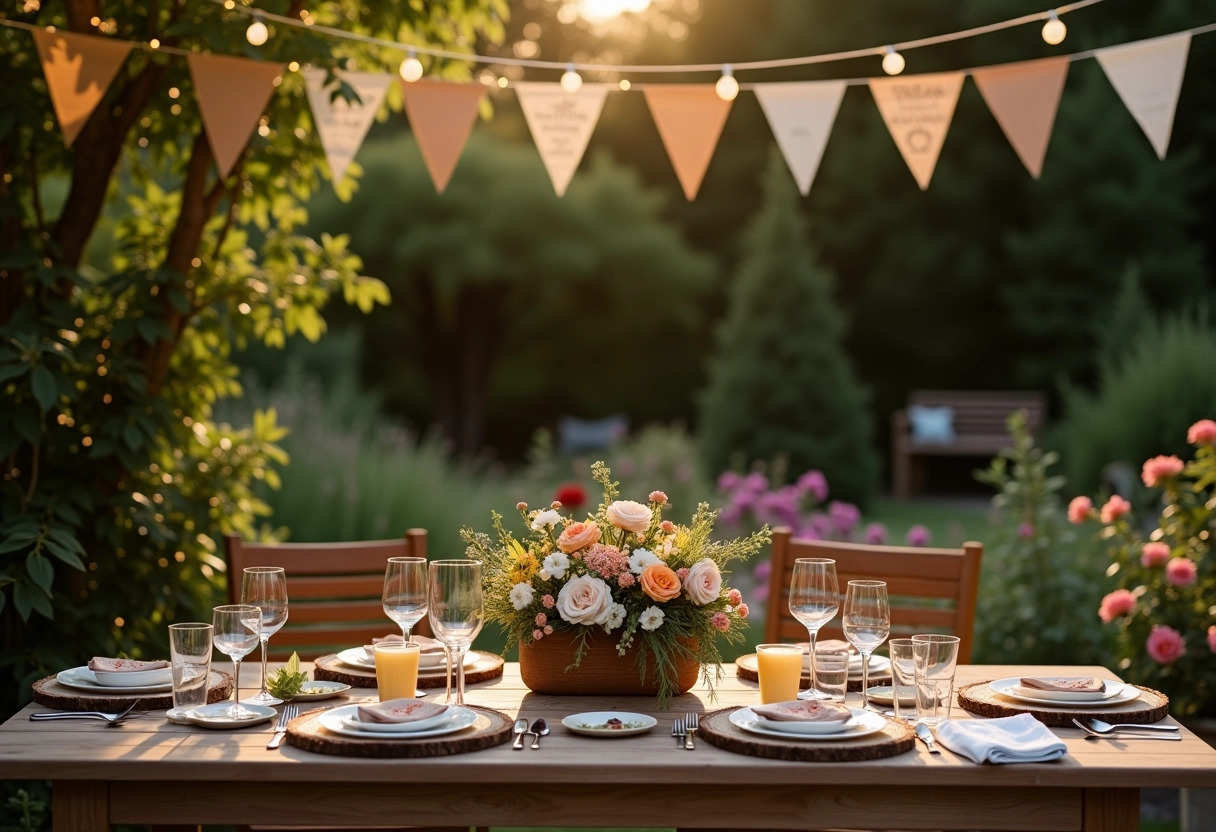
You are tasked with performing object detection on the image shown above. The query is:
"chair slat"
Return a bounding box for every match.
[286,575,384,600]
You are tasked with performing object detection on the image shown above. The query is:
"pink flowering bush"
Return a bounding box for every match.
[1069,420,1216,717]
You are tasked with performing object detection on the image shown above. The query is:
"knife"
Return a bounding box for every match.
[915,723,940,754]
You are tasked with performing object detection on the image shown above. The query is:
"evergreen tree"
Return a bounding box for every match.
[699,153,878,504]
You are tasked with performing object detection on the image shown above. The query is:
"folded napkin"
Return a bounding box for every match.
[363,635,446,656]
[88,657,170,672]
[752,700,852,723]
[356,699,449,724]
[935,714,1068,764]
[1019,676,1104,693]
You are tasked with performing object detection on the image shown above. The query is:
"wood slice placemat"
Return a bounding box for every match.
[735,653,891,692]
[957,681,1170,727]
[32,670,232,712]
[312,651,504,689]
[286,705,513,758]
[697,706,915,762]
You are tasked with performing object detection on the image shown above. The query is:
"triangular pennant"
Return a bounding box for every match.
[187,54,283,178]
[515,82,609,197]
[643,85,732,200]
[1096,33,1191,159]
[869,73,965,190]
[400,79,486,194]
[302,68,393,185]
[31,30,133,147]
[973,58,1069,179]
[753,81,847,195]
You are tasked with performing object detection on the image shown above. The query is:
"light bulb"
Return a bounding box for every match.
[882,46,905,76]
[1042,11,1067,45]
[560,63,582,93]
[245,18,269,47]
[715,65,738,102]
[400,51,424,82]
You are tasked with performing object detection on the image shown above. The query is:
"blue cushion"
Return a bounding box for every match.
[908,405,955,444]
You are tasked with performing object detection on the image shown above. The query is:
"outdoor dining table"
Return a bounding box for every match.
[3,661,1215,832]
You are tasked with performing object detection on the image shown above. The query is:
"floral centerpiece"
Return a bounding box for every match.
[1067,419,1216,717]
[463,462,769,708]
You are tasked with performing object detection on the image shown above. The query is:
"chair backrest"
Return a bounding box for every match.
[224,530,432,661]
[763,527,983,663]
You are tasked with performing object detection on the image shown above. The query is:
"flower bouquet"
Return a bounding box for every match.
[463,462,769,708]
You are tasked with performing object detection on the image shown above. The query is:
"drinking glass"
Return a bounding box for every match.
[427,560,483,706]
[755,644,803,704]
[912,634,961,724]
[374,642,421,702]
[788,558,838,700]
[887,638,918,722]
[382,557,428,642]
[212,604,262,718]
[810,651,849,701]
[168,622,212,721]
[240,566,289,706]
[842,580,889,711]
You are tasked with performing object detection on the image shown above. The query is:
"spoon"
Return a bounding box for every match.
[530,718,549,749]
[512,718,530,751]
[1087,717,1178,734]
[1072,719,1181,741]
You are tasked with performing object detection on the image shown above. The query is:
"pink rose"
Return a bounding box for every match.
[542,594,555,609]
[1166,557,1197,587]
[1208,625,1216,653]
[1188,419,1216,446]
[535,612,547,627]
[605,500,653,533]
[556,575,614,625]
[684,558,723,605]
[532,628,544,640]
[1142,455,1184,488]
[711,612,730,632]
[727,588,743,605]
[1067,496,1093,525]
[1146,625,1185,664]
[1140,542,1171,567]
[1099,495,1131,524]
[543,625,553,635]
[676,567,690,580]
[556,520,601,553]
[736,602,750,619]
[1098,589,1135,623]
[648,490,668,506]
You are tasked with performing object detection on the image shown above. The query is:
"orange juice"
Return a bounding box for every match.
[374,643,420,701]
[756,643,803,704]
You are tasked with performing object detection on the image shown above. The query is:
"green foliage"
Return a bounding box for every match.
[267,651,308,700]
[0,785,48,832]
[698,153,878,504]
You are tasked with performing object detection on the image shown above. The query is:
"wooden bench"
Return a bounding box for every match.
[890,390,1045,498]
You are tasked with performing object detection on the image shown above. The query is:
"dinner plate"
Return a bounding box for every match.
[988,677,1136,708]
[92,666,173,687]
[288,680,351,702]
[57,667,173,695]
[339,705,470,734]
[561,711,657,737]
[318,704,478,739]
[848,655,892,680]
[730,707,886,741]
[336,648,478,671]
[183,702,277,729]
[864,685,917,707]
[1008,680,1119,702]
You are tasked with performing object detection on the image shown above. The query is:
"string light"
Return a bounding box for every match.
[715,65,739,101]
[1042,10,1067,45]
[399,48,424,82]
[882,45,905,75]
[560,63,582,93]
[246,15,268,46]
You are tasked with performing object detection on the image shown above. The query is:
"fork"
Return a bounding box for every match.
[683,712,698,750]
[30,699,139,726]
[671,718,685,748]
[266,704,298,750]
[1071,718,1181,741]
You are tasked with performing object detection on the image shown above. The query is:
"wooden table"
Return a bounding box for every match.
[3,663,1215,831]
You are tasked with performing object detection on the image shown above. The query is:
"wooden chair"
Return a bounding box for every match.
[764,527,983,662]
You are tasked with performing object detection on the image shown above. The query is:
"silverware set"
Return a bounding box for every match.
[672,712,699,750]
[266,703,298,750]
[1072,718,1181,741]
[512,717,548,750]
[30,700,140,726]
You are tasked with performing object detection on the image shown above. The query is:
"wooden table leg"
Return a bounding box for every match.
[52,781,109,832]
[1083,788,1138,832]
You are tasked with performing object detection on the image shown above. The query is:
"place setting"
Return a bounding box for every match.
[32,654,232,716]
[958,673,1171,727]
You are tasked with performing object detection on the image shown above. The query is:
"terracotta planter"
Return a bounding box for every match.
[518,627,700,697]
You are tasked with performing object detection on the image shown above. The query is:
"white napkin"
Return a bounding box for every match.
[934,714,1067,764]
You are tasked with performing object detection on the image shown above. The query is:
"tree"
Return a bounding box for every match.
[699,153,878,504]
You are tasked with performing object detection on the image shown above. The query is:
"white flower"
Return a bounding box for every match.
[538,569,552,581]
[604,603,626,632]
[684,558,723,605]
[509,582,535,611]
[628,547,661,574]
[530,509,562,530]
[606,500,653,533]
[556,575,615,625]
[639,605,665,631]
[542,552,570,580]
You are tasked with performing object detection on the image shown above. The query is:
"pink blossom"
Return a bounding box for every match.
[1067,496,1093,525]
[1208,626,1216,653]
[648,490,668,506]
[1017,522,1035,540]
[1100,495,1132,524]
[1142,455,1185,488]
[727,588,743,605]
[717,471,742,492]
[676,567,690,580]
[906,525,931,547]
[1098,589,1136,623]
[660,520,675,534]
[1141,542,1171,567]
[544,625,553,635]
[863,523,887,545]
[711,612,730,632]
[584,543,629,580]
[1166,557,1198,587]
[1188,419,1216,446]
[617,572,635,587]
[736,602,750,619]
[542,594,555,609]
[1146,625,1185,664]
[532,628,544,641]
[535,612,547,627]
[796,470,829,502]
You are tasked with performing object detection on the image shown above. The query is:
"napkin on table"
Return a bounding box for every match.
[935,713,1068,764]
[356,699,449,724]
[752,700,852,723]
[88,657,170,672]
[1018,676,1104,693]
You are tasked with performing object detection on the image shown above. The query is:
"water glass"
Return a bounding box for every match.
[755,643,803,704]
[168,622,212,720]
[912,634,961,724]
[810,651,849,702]
[427,560,483,706]
[842,580,890,711]
[212,604,262,718]
[240,566,289,706]
[886,638,918,721]
[374,642,421,702]
[788,558,838,701]
[383,556,428,642]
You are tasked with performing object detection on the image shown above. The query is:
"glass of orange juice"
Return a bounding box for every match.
[374,642,421,701]
[755,643,803,704]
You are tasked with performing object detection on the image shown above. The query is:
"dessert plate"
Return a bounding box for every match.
[288,681,351,702]
[989,677,1136,708]
[337,648,478,671]
[57,667,173,695]
[340,705,469,734]
[729,707,886,741]
[318,704,477,739]
[183,702,277,729]
[864,685,917,707]
[561,712,657,737]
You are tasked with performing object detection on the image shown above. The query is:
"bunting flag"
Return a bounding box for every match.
[754,81,847,196]
[187,54,284,178]
[643,85,732,200]
[303,68,393,185]
[400,79,486,193]
[869,72,965,190]
[1096,33,1191,160]
[973,58,1069,179]
[31,30,132,147]
[515,82,610,197]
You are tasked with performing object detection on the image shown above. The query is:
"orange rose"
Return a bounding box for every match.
[640,563,681,603]
[557,520,602,554]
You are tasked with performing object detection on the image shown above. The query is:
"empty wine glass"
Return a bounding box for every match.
[212,604,262,718]
[427,560,483,707]
[789,558,839,700]
[842,580,890,712]
[382,557,428,643]
[241,566,289,706]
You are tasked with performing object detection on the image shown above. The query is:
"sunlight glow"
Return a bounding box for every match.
[575,0,654,22]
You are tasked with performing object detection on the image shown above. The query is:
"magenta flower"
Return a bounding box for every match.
[1188,419,1216,446]
[1142,455,1185,488]
[795,470,829,502]
[1140,542,1171,568]
[828,501,861,538]
[1099,495,1131,524]
[863,523,888,545]
[743,472,769,493]
[1165,557,1198,587]
[1146,625,1185,664]
[717,471,742,493]
[1017,522,1035,540]
[1098,589,1136,623]
[1067,496,1093,525]
[906,525,931,547]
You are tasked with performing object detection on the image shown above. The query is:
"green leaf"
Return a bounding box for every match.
[25,553,53,591]
[0,363,28,383]
[122,422,143,451]
[30,365,57,412]
[43,537,85,570]
[12,581,32,621]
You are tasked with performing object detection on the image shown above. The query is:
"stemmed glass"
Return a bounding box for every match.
[241,567,289,706]
[382,557,428,643]
[427,560,483,707]
[212,604,262,718]
[842,580,890,712]
[788,558,839,700]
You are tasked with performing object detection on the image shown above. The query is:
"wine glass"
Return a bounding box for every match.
[788,557,839,700]
[241,567,289,706]
[427,560,483,707]
[842,580,889,712]
[382,557,428,643]
[212,604,262,718]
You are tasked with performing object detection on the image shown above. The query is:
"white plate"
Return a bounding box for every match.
[561,711,658,737]
[865,685,917,707]
[57,667,173,695]
[337,648,478,671]
[92,666,173,687]
[183,702,277,729]
[318,704,478,739]
[989,677,1136,708]
[340,705,468,734]
[730,707,887,741]
[1008,679,1119,702]
[289,681,351,702]
[849,655,892,680]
